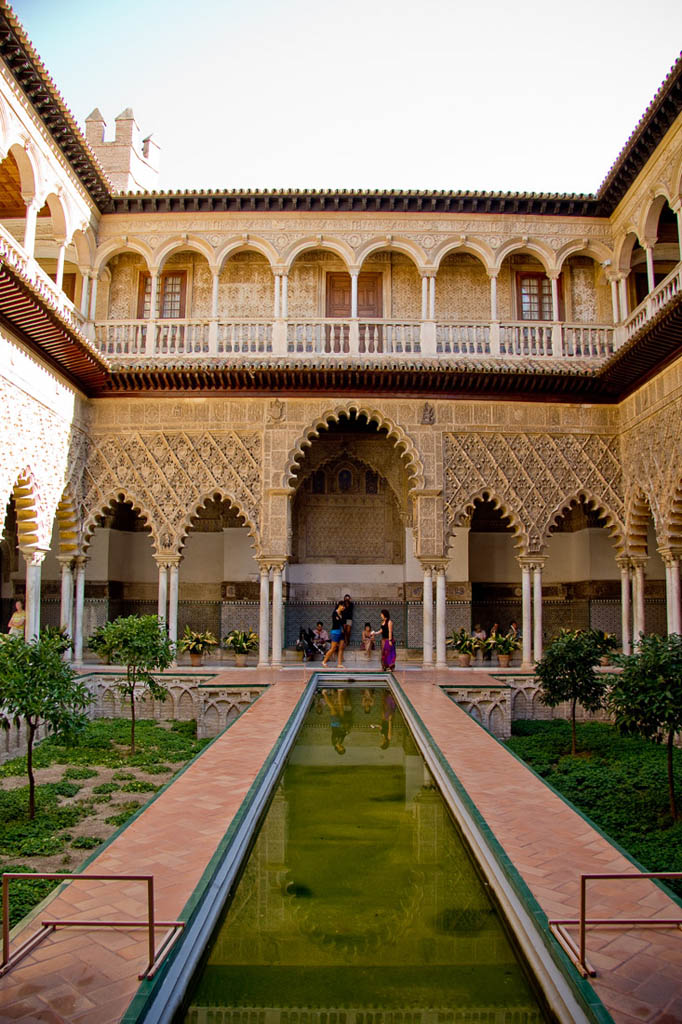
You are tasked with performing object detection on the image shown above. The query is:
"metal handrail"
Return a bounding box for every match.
[550,871,682,977]
[1,872,184,980]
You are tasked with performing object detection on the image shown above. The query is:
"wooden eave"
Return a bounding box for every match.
[0,261,110,394]
[0,4,113,212]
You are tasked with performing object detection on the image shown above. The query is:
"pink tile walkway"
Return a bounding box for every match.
[0,669,308,1024]
[394,668,682,1024]
[1,665,681,1024]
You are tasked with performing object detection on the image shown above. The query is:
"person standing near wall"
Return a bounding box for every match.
[322,600,347,669]
[342,594,354,647]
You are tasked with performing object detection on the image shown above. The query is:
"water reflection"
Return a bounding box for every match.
[184,686,547,1022]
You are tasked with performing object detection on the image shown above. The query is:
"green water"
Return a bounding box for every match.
[183,686,548,1021]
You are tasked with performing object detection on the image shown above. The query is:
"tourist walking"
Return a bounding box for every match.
[322,600,347,669]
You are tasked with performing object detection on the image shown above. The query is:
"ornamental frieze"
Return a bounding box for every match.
[443,431,625,555]
[81,430,263,554]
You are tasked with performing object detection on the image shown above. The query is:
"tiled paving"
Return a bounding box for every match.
[393,667,682,1024]
[1,665,681,1024]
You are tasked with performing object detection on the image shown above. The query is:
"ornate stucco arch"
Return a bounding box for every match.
[216,235,279,271]
[445,487,525,552]
[284,403,425,493]
[94,237,154,275]
[541,489,625,555]
[623,486,657,559]
[82,488,160,556]
[432,238,495,273]
[355,236,427,271]
[55,487,80,557]
[493,238,556,275]
[293,448,407,517]
[177,487,261,557]
[660,476,682,553]
[9,469,41,552]
[154,235,217,273]
[283,236,355,272]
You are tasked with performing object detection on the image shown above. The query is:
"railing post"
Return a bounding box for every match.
[489,320,500,356]
[579,874,587,974]
[349,320,359,355]
[420,320,436,355]
[272,320,287,355]
[147,877,155,975]
[2,874,9,968]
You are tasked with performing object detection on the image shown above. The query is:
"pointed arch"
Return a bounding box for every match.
[541,490,625,554]
[177,488,260,555]
[284,403,425,492]
[283,236,355,271]
[55,487,80,556]
[356,236,427,271]
[82,490,159,555]
[446,488,524,551]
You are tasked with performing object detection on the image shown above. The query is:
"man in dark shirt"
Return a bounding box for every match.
[342,593,354,647]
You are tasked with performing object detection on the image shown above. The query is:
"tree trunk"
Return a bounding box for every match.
[668,730,678,821]
[129,670,136,755]
[571,698,578,755]
[27,718,37,820]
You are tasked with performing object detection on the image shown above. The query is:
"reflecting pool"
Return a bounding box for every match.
[183,685,548,1022]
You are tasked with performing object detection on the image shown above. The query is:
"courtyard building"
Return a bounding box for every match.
[0,1,681,672]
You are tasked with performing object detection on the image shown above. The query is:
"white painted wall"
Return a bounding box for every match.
[108,529,156,582]
[222,528,258,579]
[446,528,469,580]
[469,532,519,582]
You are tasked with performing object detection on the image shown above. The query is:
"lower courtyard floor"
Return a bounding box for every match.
[1,667,680,1024]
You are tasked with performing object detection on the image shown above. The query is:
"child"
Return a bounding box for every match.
[361,622,375,658]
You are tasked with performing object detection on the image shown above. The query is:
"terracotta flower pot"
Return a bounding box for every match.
[497,653,511,668]
[234,652,247,667]
[457,653,472,667]
[190,652,203,667]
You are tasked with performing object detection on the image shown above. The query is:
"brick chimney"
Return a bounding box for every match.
[84,107,160,193]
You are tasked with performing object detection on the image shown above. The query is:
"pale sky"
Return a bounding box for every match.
[11,0,682,194]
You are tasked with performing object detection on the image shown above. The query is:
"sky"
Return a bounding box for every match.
[11,0,682,195]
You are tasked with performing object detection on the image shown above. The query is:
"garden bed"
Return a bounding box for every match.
[0,718,210,928]
[507,720,682,896]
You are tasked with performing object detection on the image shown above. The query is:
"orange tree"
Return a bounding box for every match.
[610,633,682,821]
[0,631,92,818]
[534,629,608,755]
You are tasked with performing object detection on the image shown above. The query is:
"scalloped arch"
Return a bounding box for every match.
[82,490,159,555]
[662,477,682,552]
[216,236,279,270]
[294,450,405,514]
[356,236,427,271]
[494,238,555,274]
[446,489,524,551]
[283,236,355,271]
[11,469,40,552]
[624,488,655,558]
[541,490,625,554]
[177,488,260,555]
[55,487,79,556]
[432,238,494,272]
[284,404,424,492]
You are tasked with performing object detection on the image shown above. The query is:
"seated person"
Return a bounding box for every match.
[313,621,330,652]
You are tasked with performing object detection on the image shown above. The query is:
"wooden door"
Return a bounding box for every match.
[325,273,382,317]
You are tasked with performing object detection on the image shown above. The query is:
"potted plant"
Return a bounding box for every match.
[488,631,520,668]
[447,628,480,667]
[224,628,259,667]
[178,625,219,666]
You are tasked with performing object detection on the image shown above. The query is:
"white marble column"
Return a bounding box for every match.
[147,272,158,353]
[271,563,284,668]
[521,563,532,668]
[435,566,447,669]
[57,556,74,660]
[281,274,289,319]
[422,564,434,666]
[73,556,87,663]
[549,274,560,321]
[23,548,47,640]
[617,558,632,655]
[88,273,99,321]
[489,272,498,320]
[156,559,169,625]
[258,564,270,667]
[609,278,620,323]
[661,551,681,635]
[632,559,646,645]
[618,276,629,321]
[55,240,67,291]
[23,196,38,258]
[532,562,543,662]
[350,271,358,318]
[428,275,436,320]
[273,272,281,318]
[675,202,682,258]
[168,559,180,645]
[421,275,428,321]
[644,245,655,294]
[79,271,91,317]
